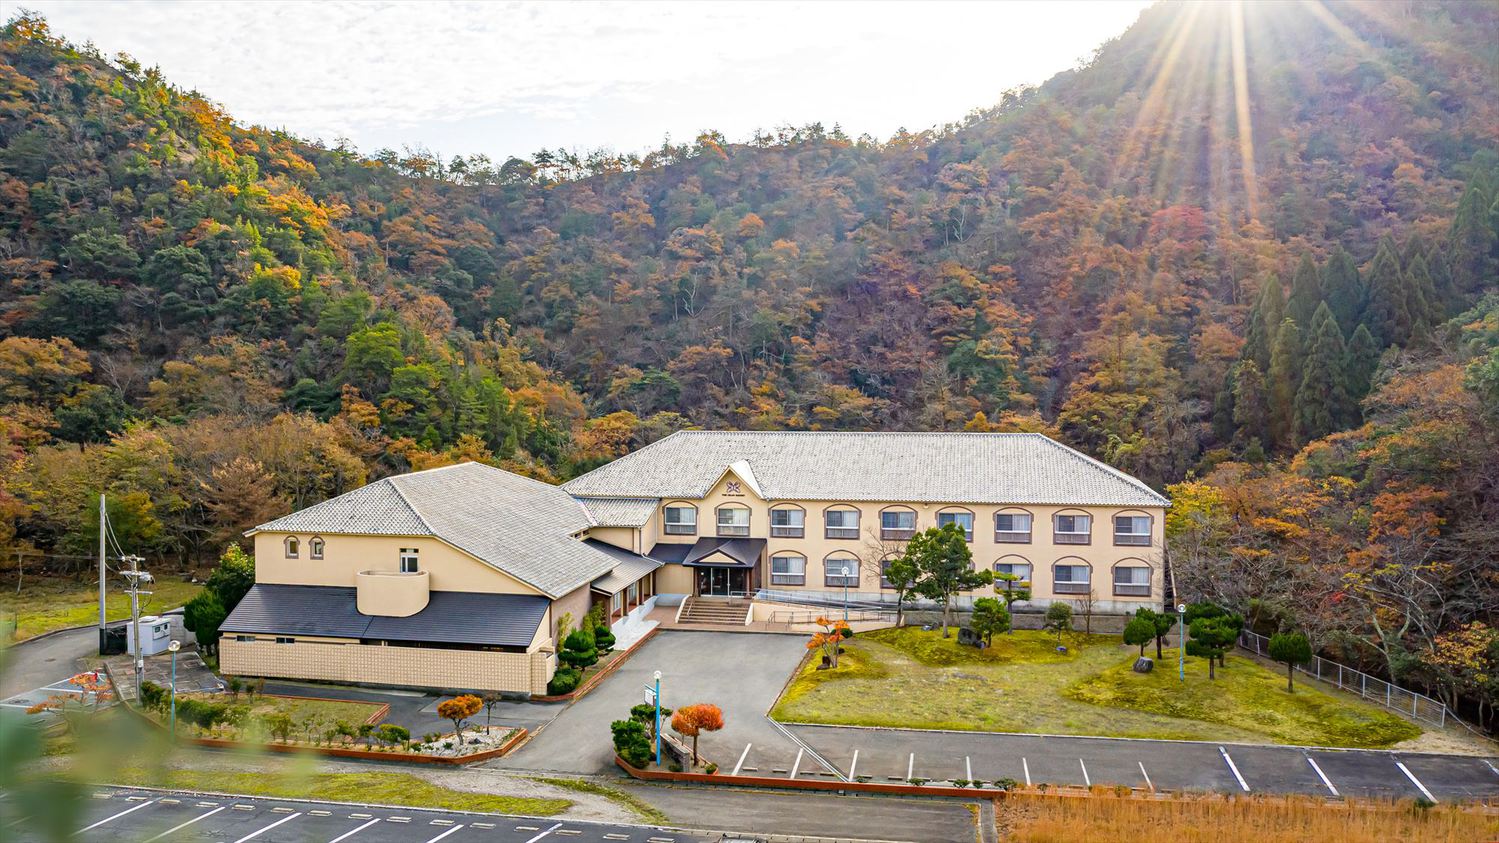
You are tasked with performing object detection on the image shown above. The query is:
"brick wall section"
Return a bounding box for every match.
[221,638,551,696]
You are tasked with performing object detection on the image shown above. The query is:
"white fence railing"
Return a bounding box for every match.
[1237,629,1448,727]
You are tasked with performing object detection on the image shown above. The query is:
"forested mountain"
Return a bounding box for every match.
[2,2,1499,718]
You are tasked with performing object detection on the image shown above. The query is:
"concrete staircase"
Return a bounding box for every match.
[676,597,752,626]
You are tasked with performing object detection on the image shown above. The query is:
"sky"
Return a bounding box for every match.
[22,0,1152,162]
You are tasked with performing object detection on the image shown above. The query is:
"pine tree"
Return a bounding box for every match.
[1295,303,1351,441]
[1286,253,1322,329]
[1345,323,1380,411]
[1320,245,1363,331]
[1404,252,1436,343]
[1243,275,1285,372]
[1267,318,1303,451]
[1231,360,1268,448]
[1362,238,1410,347]
[1449,170,1497,296]
[1211,367,1237,445]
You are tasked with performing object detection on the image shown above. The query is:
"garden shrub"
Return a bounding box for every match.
[610,719,652,768]
[377,724,409,745]
[547,666,582,695]
[139,681,166,710]
[559,629,598,669]
[593,624,616,651]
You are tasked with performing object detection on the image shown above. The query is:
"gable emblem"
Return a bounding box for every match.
[725,480,743,496]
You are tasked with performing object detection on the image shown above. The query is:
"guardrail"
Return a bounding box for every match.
[766,609,896,625]
[1237,629,1449,727]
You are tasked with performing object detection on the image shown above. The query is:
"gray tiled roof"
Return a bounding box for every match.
[562,431,1168,507]
[575,497,659,528]
[253,462,617,598]
[221,584,547,649]
[585,540,663,594]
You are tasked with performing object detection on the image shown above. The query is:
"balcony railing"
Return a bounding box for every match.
[1113,583,1152,597]
[825,526,859,540]
[717,524,750,537]
[1114,533,1151,546]
[1054,532,1091,545]
[881,527,915,541]
[771,525,804,538]
[994,530,1032,543]
[664,523,697,536]
[1053,581,1092,595]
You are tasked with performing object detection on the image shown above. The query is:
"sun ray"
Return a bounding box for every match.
[1229,0,1261,222]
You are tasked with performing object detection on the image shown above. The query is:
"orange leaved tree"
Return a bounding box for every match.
[807,617,852,668]
[436,693,483,744]
[670,702,724,766]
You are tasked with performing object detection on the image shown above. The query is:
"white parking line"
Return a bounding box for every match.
[1079,758,1091,787]
[732,743,752,776]
[327,817,381,842]
[523,821,564,842]
[142,806,224,842]
[966,756,972,783]
[75,798,156,833]
[790,747,804,779]
[1022,757,1031,787]
[422,824,465,843]
[907,752,915,781]
[1138,761,1153,791]
[1218,746,1250,792]
[848,749,859,780]
[231,811,302,842]
[1396,762,1437,803]
[1306,755,1338,797]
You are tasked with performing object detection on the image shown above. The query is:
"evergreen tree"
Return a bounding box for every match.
[1362,238,1410,347]
[1295,303,1351,441]
[1345,323,1380,410]
[1319,245,1363,331]
[1404,252,1437,343]
[1211,367,1237,445]
[1267,318,1303,450]
[1231,360,1268,448]
[1242,275,1285,372]
[1286,253,1322,329]
[1448,170,1497,296]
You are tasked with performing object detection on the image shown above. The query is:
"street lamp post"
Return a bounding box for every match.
[840,566,850,622]
[1177,603,1187,682]
[652,670,663,766]
[167,639,181,735]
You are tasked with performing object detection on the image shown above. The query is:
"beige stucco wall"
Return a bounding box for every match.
[587,526,641,554]
[252,531,546,597]
[550,583,594,642]
[638,468,1166,607]
[355,570,430,617]
[221,637,554,696]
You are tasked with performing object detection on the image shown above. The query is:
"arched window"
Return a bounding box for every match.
[716,503,751,537]
[1112,559,1153,597]
[993,508,1034,544]
[770,552,807,586]
[663,501,698,536]
[823,552,860,588]
[1112,511,1153,547]
[309,537,325,560]
[992,555,1032,589]
[770,504,805,538]
[823,505,861,540]
[936,506,975,541]
[1053,510,1093,545]
[284,536,299,558]
[1052,558,1092,595]
[879,505,917,540]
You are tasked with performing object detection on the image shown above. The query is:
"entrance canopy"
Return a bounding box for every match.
[677,537,766,568]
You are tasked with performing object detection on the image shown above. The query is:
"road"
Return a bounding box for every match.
[1,625,101,716]
[7,786,960,843]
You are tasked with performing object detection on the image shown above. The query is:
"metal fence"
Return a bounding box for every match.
[1237,629,1449,727]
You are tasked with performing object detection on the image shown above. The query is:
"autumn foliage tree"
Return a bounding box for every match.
[436,694,483,744]
[669,703,724,766]
[808,617,852,669]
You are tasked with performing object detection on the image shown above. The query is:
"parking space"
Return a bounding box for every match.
[783,724,1499,802]
[16,788,699,843]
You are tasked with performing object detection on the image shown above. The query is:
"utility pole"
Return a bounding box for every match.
[98,494,107,655]
[121,554,152,701]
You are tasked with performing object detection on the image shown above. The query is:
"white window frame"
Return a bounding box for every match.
[994,511,1033,543]
[399,547,420,573]
[716,505,751,537]
[1113,514,1152,546]
[825,508,860,539]
[1053,562,1092,594]
[937,511,974,541]
[1053,513,1093,545]
[284,536,299,558]
[309,537,324,560]
[664,504,698,535]
[770,507,805,537]
[824,554,860,588]
[1112,564,1152,596]
[770,553,807,586]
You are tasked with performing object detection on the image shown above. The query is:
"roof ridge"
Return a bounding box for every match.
[1033,435,1170,505]
[562,429,694,489]
[385,475,438,536]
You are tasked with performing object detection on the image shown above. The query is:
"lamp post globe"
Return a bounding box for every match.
[168,639,181,735]
[840,566,851,621]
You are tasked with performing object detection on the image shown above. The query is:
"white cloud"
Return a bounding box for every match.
[21,0,1150,158]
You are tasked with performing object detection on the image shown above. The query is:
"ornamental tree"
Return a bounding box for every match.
[670,703,724,766]
[436,693,483,744]
[1187,617,1238,679]
[1134,607,1176,659]
[907,522,992,637]
[969,597,1010,646]
[808,617,852,668]
[1268,631,1313,693]
[1123,615,1155,657]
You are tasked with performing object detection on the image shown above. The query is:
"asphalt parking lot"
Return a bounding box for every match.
[11,788,701,843]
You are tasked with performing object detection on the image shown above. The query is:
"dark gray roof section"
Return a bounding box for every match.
[585,539,662,594]
[646,543,693,565]
[681,537,766,568]
[221,584,547,649]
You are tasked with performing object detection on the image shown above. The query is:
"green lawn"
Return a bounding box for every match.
[110,767,571,815]
[0,575,204,641]
[151,692,387,740]
[771,627,1420,748]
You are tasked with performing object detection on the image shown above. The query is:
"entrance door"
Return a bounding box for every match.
[697,568,744,597]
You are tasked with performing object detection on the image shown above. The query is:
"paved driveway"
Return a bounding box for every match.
[497,631,808,774]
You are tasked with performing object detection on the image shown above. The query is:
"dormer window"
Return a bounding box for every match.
[284,536,299,558]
